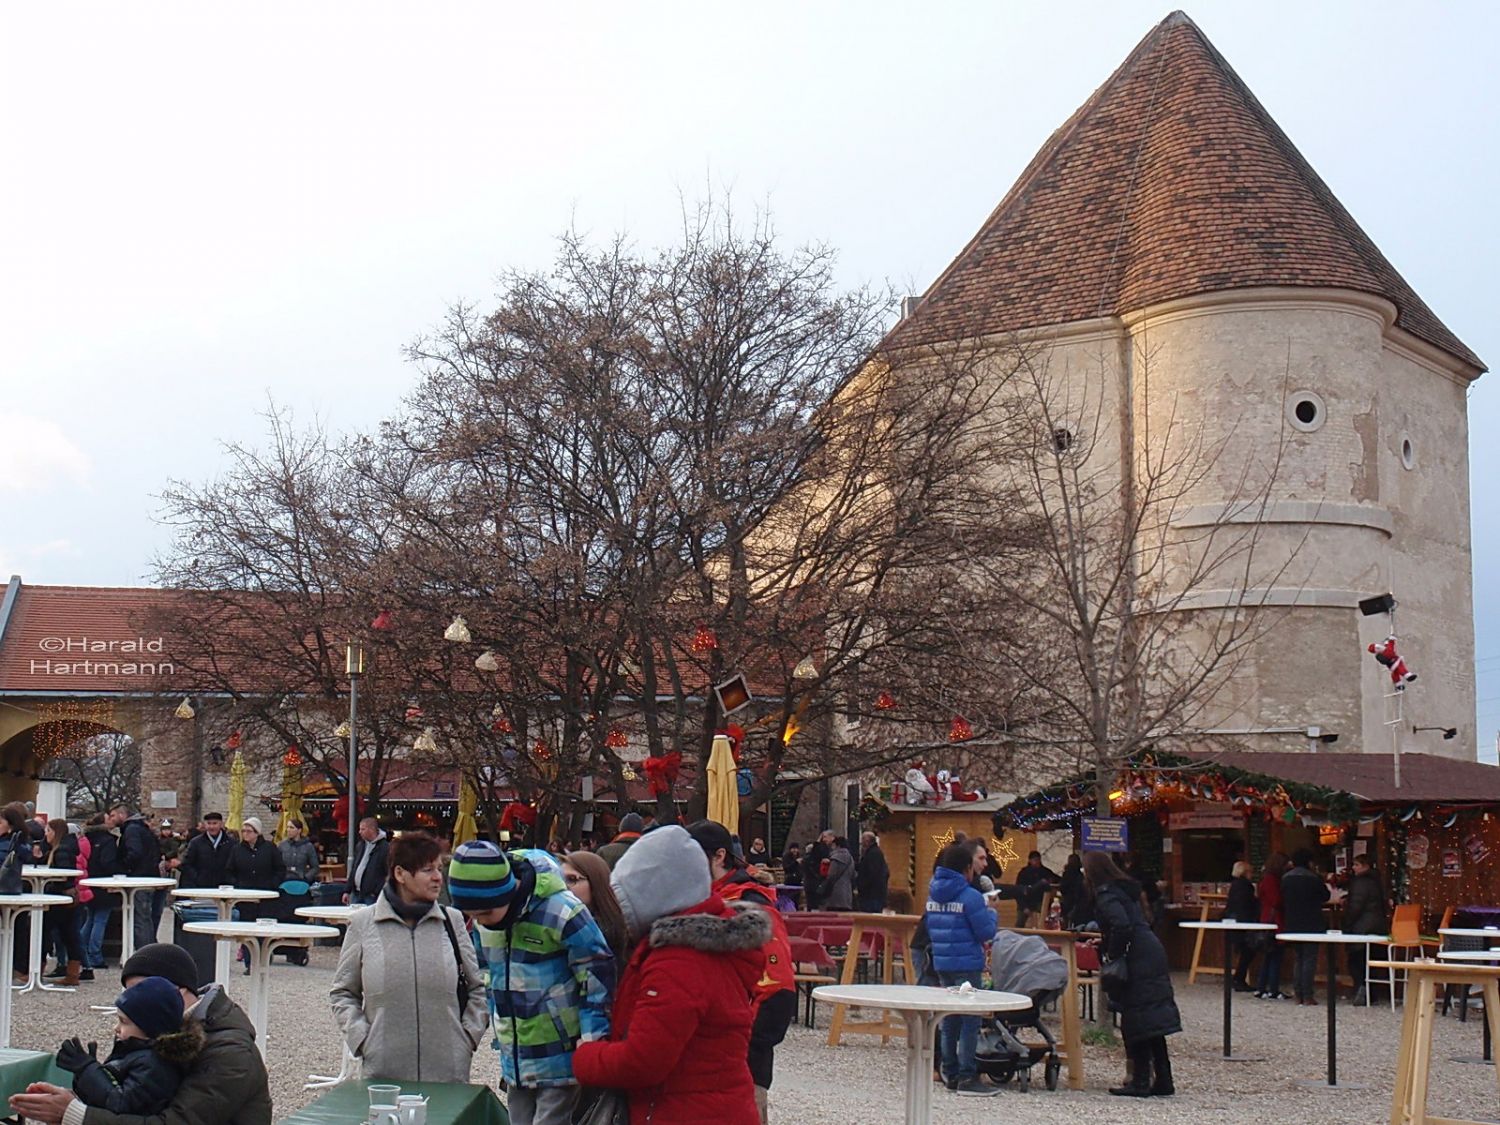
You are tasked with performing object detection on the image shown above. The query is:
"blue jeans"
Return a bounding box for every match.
[938,969,982,1083]
[83,902,113,968]
[1256,943,1283,995]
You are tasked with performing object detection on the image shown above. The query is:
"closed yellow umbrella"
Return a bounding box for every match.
[452,778,480,847]
[706,734,739,836]
[226,749,248,831]
[276,748,304,842]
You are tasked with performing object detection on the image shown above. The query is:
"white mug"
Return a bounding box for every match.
[396,1094,428,1125]
[368,1107,400,1125]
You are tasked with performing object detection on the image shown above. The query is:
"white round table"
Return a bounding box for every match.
[0,894,70,1046]
[79,876,176,963]
[1181,920,1277,1060]
[1440,927,1500,941]
[1438,949,1500,1064]
[17,868,84,993]
[814,983,1030,1124]
[172,887,281,984]
[293,903,363,1087]
[183,921,337,1057]
[1277,931,1390,1089]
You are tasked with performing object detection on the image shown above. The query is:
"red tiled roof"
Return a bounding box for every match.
[1203,750,1500,806]
[0,581,197,694]
[890,11,1483,372]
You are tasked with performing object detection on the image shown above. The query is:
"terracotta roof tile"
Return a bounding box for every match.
[892,11,1483,372]
[1204,750,1500,805]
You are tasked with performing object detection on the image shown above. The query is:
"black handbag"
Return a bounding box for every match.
[1100,952,1130,998]
[573,1089,628,1125]
[0,840,22,895]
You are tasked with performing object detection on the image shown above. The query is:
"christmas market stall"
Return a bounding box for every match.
[996,750,1500,973]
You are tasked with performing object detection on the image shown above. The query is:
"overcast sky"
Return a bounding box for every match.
[3,2,1497,756]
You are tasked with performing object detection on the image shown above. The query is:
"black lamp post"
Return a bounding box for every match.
[346,641,365,873]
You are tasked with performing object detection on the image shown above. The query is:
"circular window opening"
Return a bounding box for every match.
[1052,428,1074,454]
[1401,436,1416,470]
[1287,391,1326,433]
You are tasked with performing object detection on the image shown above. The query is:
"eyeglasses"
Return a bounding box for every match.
[564,874,586,886]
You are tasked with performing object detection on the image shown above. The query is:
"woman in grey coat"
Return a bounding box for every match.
[823,837,856,912]
[331,831,489,1083]
[277,818,320,884]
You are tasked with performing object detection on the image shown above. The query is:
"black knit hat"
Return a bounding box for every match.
[120,943,199,992]
[115,976,184,1039]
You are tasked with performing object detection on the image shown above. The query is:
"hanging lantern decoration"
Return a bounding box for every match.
[474,650,500,673]
[444,615,472,643]
[371,610,394,631]
[225,729,243,751]
[875,690,897,711]
[792,655,818,680]
[533,739,552,760]
[948,715,973,742]
[622,765,638,782]
[413,727,438,753]
[283,746,302,767]
[174,698,195,720]
[333,720,351,739]
[605,728,629,750]
[405,702,424,721]
[490,713,513,735]
[690,625,718,654]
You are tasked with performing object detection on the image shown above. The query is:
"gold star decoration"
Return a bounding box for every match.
[929,826,1022,875]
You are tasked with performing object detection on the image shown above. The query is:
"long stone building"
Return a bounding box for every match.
[889,11,1484,760]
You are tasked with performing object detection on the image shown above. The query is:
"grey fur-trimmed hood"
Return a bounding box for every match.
[647,899,771,953]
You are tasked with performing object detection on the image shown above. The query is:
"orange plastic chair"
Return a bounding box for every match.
[1382,904,1441,1008]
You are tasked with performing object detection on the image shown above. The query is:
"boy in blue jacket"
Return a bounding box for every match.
[925,838,999,1096]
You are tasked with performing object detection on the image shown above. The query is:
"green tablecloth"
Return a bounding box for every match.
[277,1080,509,1125]
[0,1047,68,1101]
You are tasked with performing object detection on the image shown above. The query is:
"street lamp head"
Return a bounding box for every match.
[346,642,366,677]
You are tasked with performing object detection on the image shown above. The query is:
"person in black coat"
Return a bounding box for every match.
[178,812,235,888]
[1280,849,1331,1004]
[1014,852,1060,927]
[855,831,890,913]
[1059,854,1087,926]
[57,975,203,1116]
[1341,853,1386,1005]
[804,832,833,909]
[1084,850,1181,1098]
[112,806,162,953]
[344,818,389,905]
[780,844,803,887]
[1224,861,1260,992]
[226,818,286,975]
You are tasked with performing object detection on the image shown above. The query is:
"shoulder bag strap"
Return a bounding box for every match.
[439,908,471,1013]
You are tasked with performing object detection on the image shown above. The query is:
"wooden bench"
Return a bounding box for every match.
[793,971,838,1027]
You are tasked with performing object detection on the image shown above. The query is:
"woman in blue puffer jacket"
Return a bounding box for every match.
[924,839,998,1096]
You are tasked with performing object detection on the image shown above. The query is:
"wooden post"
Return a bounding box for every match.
[1007,926,1085,1091]
[826,914,920,1047]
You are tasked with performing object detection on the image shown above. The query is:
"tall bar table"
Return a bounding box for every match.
[1181,920,1276,1060]
[0,895,70,1047]
[1276,931,1390,1089]
[171,886,280,985]
[17,867,83,993]
[814,984,1030,1125]
[79,876,176,963]
[294,904,362,1088]
[1438,949,1500,1065]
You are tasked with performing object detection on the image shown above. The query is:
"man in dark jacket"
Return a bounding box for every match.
[343,818,387,905]
[9,942,273,1125]
[596,812,643,870]
[1014,851,1060,928]
[1280,849,1331,1004]
[1342,853,1386,1005]
[112,807,162,952]
[804,831,833,909]
[855,831,889,913]
[178,813,233,889]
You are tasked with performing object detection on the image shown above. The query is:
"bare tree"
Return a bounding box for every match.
[52,732,141,817]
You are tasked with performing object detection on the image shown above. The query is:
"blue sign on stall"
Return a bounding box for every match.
[1081,816,1130,852]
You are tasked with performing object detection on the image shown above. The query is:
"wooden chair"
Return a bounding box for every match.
[1379,905,1442,1009]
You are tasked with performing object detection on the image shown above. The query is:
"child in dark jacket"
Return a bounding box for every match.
[56,975,202,1115]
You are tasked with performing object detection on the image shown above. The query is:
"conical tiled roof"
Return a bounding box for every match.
[892,11,1483,372]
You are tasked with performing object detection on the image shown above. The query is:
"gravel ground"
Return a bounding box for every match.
[7,938,1499,1124]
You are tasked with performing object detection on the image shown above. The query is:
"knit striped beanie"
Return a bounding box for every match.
[448,840,519,911]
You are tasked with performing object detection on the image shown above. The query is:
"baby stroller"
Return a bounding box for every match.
[975,930,1067,1092]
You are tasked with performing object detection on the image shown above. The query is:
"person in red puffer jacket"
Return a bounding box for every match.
[573,825,767,1125]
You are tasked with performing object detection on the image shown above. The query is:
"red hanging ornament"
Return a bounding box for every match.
[533,739,551,761]
[283,746,302,767]
[642,751,682,796]
[875,690,897,711]
[690,625,718,654]
[225,730,243,751]
[404,703,424,721]
[604,728,629,750]
[491,716,513,734]
[371,610,394,631]
[948,715,973,742]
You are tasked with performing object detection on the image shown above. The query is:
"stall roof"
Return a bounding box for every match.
[1199,751,1500,806]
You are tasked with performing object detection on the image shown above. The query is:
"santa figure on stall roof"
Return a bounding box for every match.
[1368,635,1417,689]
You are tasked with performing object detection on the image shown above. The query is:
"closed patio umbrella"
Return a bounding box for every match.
[452,778,480,847]
[706,734,739,836]
[226,749,248,831]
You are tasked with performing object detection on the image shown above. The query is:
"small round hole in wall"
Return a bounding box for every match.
[1053,428,1074,453]
[1401,435,1415,470]
[1287,391,1326,433]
